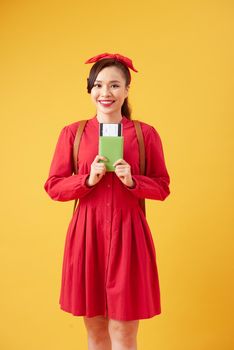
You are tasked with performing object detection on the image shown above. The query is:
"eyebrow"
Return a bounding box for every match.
[94,80,121,83]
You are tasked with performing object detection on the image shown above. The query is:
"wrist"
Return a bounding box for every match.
[127,178,136,188]
[86,176,93,187]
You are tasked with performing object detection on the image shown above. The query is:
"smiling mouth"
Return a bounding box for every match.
[98,100,115,106]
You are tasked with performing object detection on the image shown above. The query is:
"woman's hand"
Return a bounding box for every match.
[86,155,107,186]
[113,159,135,188]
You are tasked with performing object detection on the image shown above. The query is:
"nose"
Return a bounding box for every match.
[101,85,112,97]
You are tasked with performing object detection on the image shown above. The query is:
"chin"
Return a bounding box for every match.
[98,107,118,114]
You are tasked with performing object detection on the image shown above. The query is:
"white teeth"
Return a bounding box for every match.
[99,101,114,104]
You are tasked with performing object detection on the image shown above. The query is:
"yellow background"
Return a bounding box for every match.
[1,0,233,349]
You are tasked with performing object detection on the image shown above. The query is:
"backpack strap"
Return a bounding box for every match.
[133,120,146,216]
[133,120,145,175]
[73,120,88,212]
[72,118,146,216]
[73,120,88,175]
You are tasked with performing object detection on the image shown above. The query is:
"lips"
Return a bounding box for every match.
[98,100,115,107]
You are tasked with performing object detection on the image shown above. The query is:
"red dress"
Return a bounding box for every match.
[44,115,170,321]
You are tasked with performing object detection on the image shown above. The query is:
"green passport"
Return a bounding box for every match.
[98,123,123,171]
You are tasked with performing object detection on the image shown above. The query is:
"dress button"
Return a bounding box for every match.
[107,202,110,206]
[107,184,111,188]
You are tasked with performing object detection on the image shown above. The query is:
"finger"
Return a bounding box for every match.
[92,166,106,174]
[95,167,106,175]
[115,171,128,177]
[115,165,130,170]
[116,170,129,176]
[115,167,131,175]
[113,159,126,167]
[117,165,130,172]
[94,155,108,162]
[94,162,106,168]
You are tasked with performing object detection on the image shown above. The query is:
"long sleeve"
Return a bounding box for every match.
[125,125,171,201]
[44,125,95,201]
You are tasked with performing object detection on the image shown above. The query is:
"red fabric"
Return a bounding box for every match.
[85,52,138,72]
[44,115,170,321]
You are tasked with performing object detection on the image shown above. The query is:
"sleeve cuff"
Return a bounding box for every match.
[82,174,95,189]
[124,176,139,192]
[126,177,137,189]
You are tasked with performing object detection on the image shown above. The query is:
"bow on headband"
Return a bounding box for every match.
[85,52,138,73]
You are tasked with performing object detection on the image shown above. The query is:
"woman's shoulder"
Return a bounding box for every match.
[131,118,160,138]
[60,118,92,138]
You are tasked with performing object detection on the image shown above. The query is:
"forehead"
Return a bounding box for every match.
[95,66,125,82]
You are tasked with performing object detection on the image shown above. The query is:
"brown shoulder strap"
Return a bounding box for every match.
[73,120,88,174]
[133,120,146,216]
[133,120,145,175]
[73,120,88,213]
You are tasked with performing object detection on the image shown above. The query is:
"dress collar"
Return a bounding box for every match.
[90,114,128,126]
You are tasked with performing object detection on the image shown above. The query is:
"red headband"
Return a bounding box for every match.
[84,52,138,73]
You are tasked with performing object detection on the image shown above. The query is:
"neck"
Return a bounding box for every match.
[96,112,123,124]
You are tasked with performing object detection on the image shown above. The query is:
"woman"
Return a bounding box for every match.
[44,52,171,350]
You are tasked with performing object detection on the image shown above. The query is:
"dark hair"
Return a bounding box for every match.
[86,58,132,119]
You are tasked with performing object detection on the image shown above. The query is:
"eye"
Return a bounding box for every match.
[93,83,101,88]
[111,84,120,88]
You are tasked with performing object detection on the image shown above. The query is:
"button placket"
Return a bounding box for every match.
[105,175,113,277]
[106,180,112,228]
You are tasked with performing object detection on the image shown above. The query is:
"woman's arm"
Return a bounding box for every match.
[44,125,96,201]
[125,125,171,201]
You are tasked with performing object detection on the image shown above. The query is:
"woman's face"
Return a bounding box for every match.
[90,66,129,116]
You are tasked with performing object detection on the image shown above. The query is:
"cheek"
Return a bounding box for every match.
[115,90,126,101]
[91,90,98,101]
